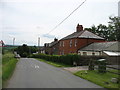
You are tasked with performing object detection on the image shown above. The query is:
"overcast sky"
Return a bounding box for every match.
[0,0,119,46]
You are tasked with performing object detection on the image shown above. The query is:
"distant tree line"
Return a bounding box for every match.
[85,16,120,41]
[14,44,38,57]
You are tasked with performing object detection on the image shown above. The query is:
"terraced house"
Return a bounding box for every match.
[44,38,59,55]
[59,24,105,55]
[44,24,105,55]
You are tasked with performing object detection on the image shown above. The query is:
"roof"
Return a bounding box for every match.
[103,51,120,56]
[49,41,59,47]
[61,30,104,40]
[45,41,59,48]
[79,41,120,51]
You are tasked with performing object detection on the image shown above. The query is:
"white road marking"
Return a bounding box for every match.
[35,65,39,68]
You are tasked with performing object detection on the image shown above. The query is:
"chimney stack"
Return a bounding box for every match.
[54,38,58,42]
[76,24,83,32]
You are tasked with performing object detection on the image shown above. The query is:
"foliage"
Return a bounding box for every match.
[2,52,18,86]
[88,59,95,70]
[74,70,119,89]
[85,16,120,41]
[36,58,72,67]
[30,53,92,66]
[15,44,37,57]
[31,54,80,65]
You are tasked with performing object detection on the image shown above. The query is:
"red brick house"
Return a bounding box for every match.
[44,38,59,55]
[59,24,105,55]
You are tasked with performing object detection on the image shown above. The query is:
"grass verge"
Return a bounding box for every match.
[35,58,72,67]
[74,70,119,90]
[2,52,18,87]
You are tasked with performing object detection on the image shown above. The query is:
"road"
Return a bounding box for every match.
[6,58,104,88]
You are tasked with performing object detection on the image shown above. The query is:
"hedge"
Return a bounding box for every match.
[30,53,106,66]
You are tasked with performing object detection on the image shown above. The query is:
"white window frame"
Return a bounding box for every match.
[60,41,61,47]
[75,39,77,47]
[70,40,72,47]
[63,41,64,47]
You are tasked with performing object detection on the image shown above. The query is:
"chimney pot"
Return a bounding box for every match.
[76,24,83,32]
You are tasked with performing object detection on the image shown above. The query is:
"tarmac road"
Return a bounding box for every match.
[6,58,104,88]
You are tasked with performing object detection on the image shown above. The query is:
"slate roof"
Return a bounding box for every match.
[61,30,104,40]
[49,41,59,47]
[79,41,119,51]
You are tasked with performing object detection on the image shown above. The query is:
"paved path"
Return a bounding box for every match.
[6,58,104,88]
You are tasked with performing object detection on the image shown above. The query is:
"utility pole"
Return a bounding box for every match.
[38,37,40,53]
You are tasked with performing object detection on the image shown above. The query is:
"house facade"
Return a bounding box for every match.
[59,24,105,55]
[78,41,120,56]
[78,41,120,64]
[44,38,59,55]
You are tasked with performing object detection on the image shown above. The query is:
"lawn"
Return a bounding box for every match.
[36,58,72,67]
[74,70,119,89]
[2,52,18,87]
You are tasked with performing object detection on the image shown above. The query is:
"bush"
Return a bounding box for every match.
[30,53,107,66]
[30,53,88,66]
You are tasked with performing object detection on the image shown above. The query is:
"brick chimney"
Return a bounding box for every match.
[76,24,83,32]
[54,38,58,42]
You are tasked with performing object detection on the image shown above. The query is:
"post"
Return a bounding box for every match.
[38,37,40,53]
[13,37,15,46]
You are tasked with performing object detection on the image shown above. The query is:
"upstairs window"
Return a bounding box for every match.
[63,41,64,47]
[75,39,77,47]
[60,41,62,47]
[70,40,72,47]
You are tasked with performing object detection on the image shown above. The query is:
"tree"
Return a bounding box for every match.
[16,44,29,57]
[85,16,120,41]
[108,16,120,41]
[15,44,37,57]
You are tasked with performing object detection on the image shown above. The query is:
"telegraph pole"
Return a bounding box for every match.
[38,37,40,53]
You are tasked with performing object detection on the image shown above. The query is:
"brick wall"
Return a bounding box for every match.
[59,38,105,55]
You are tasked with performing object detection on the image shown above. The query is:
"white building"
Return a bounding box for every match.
[118,1,120,17]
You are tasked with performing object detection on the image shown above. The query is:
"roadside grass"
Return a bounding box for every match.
[36,58,72,67]
[74,70,119,90]
[2,52,18,87]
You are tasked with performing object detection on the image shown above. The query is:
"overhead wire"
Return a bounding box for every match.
[46,0,87,35]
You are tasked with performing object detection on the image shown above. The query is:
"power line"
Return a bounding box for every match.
[47,0,87,35]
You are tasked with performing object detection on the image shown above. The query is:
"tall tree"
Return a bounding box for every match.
[85,16,120,41]
[108,16,120,41]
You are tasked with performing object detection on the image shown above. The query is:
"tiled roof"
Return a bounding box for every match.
[61,30,104,40]
[79,41,119,51]
[49,41,59,47]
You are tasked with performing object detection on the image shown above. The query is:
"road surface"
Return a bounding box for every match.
[6,58,104,88]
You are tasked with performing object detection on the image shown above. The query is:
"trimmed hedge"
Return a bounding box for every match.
[30,53,107,66]
[30,53,91,66]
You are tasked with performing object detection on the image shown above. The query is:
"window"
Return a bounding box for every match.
[75,39,77,47]
[92,52,95,55]
[62,50,64,55]
[60,41,62,47]
[63,41,64,47]
[83,52,87,55]
[70,40,72,47]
